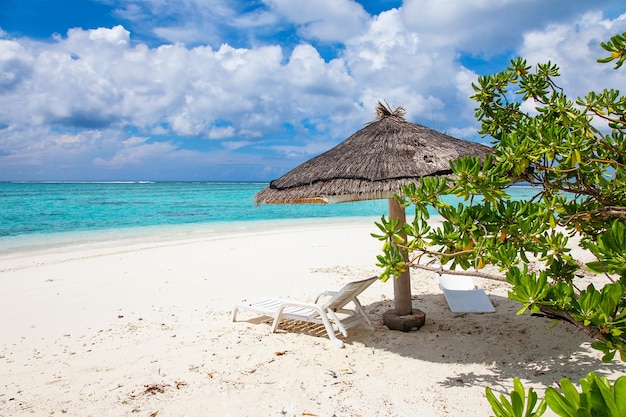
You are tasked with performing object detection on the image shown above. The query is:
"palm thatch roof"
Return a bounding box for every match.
[255,102,492,204]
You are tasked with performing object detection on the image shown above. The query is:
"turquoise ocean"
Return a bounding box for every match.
[0,182,537,255]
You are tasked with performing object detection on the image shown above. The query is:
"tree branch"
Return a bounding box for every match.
[409,263,507,282]
[533,305,611,343]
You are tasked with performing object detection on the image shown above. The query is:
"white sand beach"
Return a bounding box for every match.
[1,218,624,417]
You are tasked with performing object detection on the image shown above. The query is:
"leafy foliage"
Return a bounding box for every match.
[486,378,547,417]
[598,32,626,69]
[487,373,626,417]
[373,33,626,361]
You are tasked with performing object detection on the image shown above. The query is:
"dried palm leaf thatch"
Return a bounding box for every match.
[374,100,406,119]
[255,101,492,205]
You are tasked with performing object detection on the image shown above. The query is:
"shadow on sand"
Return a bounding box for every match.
[347,291,625,394]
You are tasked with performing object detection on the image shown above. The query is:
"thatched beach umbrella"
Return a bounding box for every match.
[255,102,492,328]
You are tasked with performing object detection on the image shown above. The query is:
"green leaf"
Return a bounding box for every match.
[590,341,617,362]
[559,379,582,410]
[546,387,577,417]
[487,387,509,417]
[614,376,626,416]
[589,374,620,416]
[511,391,524,417]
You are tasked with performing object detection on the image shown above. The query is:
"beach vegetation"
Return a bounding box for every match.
[373,32,626,361]
[486,377,546,417]
[488,372,625,417]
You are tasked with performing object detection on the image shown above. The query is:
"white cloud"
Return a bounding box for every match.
[87,25,130,44]
[400,0,620,56]
[1,1,626,181]
[519,12,626,95]
[207,125,235,139]
[265,0,371,42]
[0,39,33,91]
[343,9,471,124]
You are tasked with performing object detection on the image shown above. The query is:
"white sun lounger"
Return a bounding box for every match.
[232,276,377,347]
[438,273,495,313]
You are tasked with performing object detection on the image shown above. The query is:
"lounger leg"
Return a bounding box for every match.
[327,310,348,337]
[318,311,345,348]
[270,309,284,333]
[271,306,344,348]
[352,298,374,329]
[231,306,239,322]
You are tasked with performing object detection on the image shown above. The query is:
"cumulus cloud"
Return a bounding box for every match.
[400,0,622,56]
[0,40,33,91]
[519,11,626,95]
[343,9,471,124]
[0,0,625,181]
[265,0,371,42]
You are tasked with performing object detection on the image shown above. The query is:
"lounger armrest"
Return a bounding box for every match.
[314,290,338,303]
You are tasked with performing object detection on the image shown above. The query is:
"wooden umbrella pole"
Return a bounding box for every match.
[388,198,413,316]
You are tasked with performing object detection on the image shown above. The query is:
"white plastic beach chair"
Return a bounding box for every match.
[231,276,377,347]
[438,273,495,313]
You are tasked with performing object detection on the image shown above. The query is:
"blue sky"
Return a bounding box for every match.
[1,0,625,181]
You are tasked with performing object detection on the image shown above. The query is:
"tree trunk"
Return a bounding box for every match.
[388,198,413,316]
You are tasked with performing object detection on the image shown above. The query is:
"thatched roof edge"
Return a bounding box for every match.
[254,101,493,205]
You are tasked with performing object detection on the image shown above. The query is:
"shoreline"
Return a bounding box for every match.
[1,217,624,416]
[0,215,383,260]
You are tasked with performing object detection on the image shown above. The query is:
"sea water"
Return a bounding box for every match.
[0,181,539,254]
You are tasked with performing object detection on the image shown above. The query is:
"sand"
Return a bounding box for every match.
[0,217,624,417]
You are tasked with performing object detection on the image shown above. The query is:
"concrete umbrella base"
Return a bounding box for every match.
[382,309,426,332]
